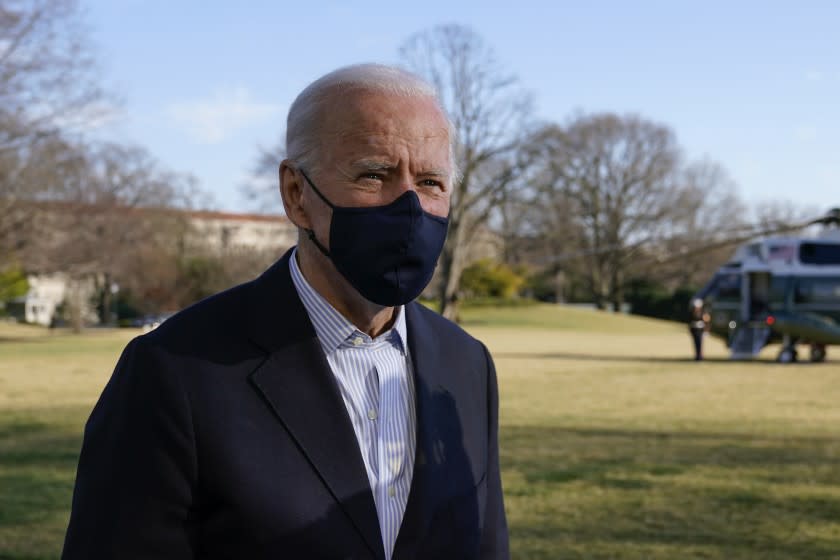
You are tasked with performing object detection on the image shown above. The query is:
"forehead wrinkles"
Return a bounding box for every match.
[321,126,450,166]
[310,90,451,171]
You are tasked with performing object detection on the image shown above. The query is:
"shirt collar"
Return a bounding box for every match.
[289,247,407,355]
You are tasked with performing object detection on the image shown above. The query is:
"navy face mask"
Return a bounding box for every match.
[299,169,449,306]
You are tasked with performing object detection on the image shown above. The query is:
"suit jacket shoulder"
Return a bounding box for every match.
[143,251,312,363]
[405,302,490,366]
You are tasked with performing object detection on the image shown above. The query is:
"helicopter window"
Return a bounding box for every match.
[746,243,764,260]
[793,277,840,304]
[714,273,742,302]
[799,243,840,265]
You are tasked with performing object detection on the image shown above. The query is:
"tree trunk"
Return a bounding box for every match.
[66,279,85,333]
[591,261,609,310]
[438,222,464,322]
[437,239,465,321]
[610,262,624,312]
[554,269,566,303]
[100,272,112,325]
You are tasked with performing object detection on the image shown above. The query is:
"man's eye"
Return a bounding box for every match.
[420,179,444,190]
[361,173,383,181]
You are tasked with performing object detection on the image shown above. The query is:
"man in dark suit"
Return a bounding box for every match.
[62,63,509,559]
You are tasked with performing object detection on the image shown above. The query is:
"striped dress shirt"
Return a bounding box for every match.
[289,249,416,559]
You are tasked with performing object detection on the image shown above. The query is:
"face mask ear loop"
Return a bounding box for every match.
[298,168,335,258]
[298,168,335,209]
[306,228,332,258]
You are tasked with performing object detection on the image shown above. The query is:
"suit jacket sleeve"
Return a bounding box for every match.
[478,342,510,559]
[62,336,197,559]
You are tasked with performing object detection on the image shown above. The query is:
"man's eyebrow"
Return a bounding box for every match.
[350,159,451,178]
[351,159,394,171]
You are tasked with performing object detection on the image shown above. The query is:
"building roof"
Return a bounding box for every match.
[186,209,289,223]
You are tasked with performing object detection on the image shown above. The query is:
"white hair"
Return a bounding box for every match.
[285,63,457,179]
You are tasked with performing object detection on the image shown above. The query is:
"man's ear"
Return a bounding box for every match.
[280,160,311,230]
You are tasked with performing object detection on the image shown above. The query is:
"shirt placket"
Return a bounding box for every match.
[378,352,406,502]
[360,346,381,502]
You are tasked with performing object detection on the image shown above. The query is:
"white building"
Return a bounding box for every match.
[19,273,100,326]
[22,274,67,326]
[186,210,296,253]
[13,209,296,326]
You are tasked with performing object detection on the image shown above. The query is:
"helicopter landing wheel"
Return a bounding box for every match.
[810,344,827,363]
[777,347,798,363]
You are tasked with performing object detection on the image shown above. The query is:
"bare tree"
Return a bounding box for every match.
[752,198,822,234]
[0,132,97,272]
[538,113,683,310]
[0,0,109,265]
[649,158,747,288]
[531,120,758,307]
[400,23,534,319]
[18,142,199,329]
[0,0,104,148]
[504,125,585,301]
[241,138,285,213]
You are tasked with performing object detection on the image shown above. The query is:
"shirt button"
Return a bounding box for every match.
[388,486,396,497]
[352,336,363,346]
[367,409,377,420]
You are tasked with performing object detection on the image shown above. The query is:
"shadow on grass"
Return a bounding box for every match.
[0,410,85,559]
[4,410,840,559]
[493,351,835,365]
[494,351,728,363]
[502,424,840,559]
[0,337,41,344]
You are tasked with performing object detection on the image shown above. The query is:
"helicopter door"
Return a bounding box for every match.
[747,271,772,320]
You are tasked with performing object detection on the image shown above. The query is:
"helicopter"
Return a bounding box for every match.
[693,208,840,362]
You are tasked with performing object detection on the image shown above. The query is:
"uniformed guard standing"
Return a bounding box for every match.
[689,299,710,361]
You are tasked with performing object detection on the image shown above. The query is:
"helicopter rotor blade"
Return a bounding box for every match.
[535,207,839,272]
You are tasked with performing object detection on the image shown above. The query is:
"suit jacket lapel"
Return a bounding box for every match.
[246,250,385,560]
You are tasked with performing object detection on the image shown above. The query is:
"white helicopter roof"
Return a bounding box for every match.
[730,229,840,275]
[818,227,840,241]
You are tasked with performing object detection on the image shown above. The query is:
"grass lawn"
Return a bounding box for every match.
[2,305,840,558]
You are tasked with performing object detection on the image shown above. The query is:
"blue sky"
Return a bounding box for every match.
[85,0,839,215]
